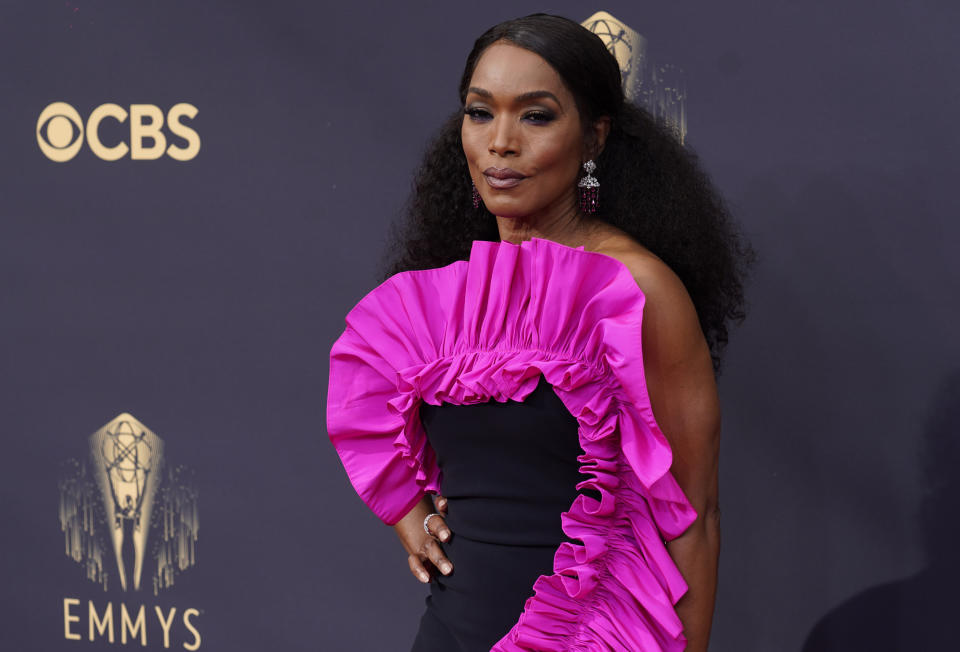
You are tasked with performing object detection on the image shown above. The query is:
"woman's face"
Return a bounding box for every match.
[461,41,586,220]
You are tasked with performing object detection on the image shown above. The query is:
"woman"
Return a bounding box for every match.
[327,13,753,652]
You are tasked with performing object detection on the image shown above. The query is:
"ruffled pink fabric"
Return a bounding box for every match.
[327,237,697,651]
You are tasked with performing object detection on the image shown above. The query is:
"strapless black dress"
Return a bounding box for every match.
[410,375,595,652]
[328,237,698,650]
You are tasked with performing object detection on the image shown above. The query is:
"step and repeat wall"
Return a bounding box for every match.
[1,1,957,650]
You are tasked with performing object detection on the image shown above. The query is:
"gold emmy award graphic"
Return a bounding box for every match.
[582,11,687,144]
[89,416,163,592]
[59,413,198,595]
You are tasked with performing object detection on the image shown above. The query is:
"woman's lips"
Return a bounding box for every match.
[483,167,525,189]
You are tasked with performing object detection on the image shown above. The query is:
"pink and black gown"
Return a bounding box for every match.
[326,237,697,651]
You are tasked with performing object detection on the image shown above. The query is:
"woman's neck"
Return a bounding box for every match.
[496,204,605,250]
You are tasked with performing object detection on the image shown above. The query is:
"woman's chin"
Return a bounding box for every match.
[484,202,530,220]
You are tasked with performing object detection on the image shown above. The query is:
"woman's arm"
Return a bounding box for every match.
[630,256,722,652]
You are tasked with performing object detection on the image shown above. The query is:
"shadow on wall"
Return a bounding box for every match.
[802,369,960,651]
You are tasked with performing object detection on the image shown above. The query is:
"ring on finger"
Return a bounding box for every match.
[423,512,443,535]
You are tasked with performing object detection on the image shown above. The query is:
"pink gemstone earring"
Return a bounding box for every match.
[578,160,599,214]
[471,181,481,208]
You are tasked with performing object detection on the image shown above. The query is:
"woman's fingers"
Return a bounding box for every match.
[434,494,448,516]
[408,554,431,584]
[425,511,452,543]
[420,537,453,576]
[396,496,454,585]
[406,535,454,584]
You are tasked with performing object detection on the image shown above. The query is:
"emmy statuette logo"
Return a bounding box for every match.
[58,413,202,648]
[582,10,687,144]
[88,417,163,592]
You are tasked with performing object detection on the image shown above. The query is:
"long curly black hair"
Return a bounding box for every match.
[381,14,755,374]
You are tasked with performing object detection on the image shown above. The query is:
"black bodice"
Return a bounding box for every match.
[411,375,596,651]
[418,374,588,547]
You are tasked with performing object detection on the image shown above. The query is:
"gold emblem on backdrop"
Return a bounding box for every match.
[59,413,198,594]
[582,11,687,144]
[36,102,200,162]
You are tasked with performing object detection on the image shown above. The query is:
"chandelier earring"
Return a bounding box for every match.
[471,180,481,209]
[578,160,599,214]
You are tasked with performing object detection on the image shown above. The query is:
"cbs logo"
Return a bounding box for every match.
[36,102,200,162]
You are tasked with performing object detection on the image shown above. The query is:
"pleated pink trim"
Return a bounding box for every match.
[327,237,697,651]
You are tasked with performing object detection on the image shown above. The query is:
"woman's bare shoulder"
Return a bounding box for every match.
[589,230,710,366]
[588,230,688,303]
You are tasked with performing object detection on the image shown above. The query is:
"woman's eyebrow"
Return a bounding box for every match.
[467,86,494,98]
[514,90,561,105]
[467,87,563,108]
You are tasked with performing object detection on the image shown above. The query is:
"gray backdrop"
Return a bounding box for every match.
[1,1,957,650]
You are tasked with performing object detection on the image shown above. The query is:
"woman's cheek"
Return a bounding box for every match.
[461,126,482,170]
[534,145,574,193]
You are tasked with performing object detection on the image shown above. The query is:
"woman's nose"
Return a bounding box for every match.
[489,116,519,157]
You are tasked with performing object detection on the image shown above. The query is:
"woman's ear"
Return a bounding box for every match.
[587,116,611,159]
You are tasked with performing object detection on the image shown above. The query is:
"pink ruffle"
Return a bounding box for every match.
[327,237,697,650]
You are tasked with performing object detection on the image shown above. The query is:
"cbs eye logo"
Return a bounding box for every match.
[36,101,200,162]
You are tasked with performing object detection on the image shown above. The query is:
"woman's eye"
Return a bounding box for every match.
[523,111,554,124]
[464,107,492,122]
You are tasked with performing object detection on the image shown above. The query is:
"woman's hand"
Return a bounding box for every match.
[392,494,454,583]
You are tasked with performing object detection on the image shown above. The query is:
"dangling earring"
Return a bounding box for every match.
[471,180,481,209]
[578,160,599,214]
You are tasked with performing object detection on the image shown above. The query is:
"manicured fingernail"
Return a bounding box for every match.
[418,572,429,582]
[441,563,452,574]
[439,530,449,541]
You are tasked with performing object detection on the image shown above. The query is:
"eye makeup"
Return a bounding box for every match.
[462,107,556,125]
